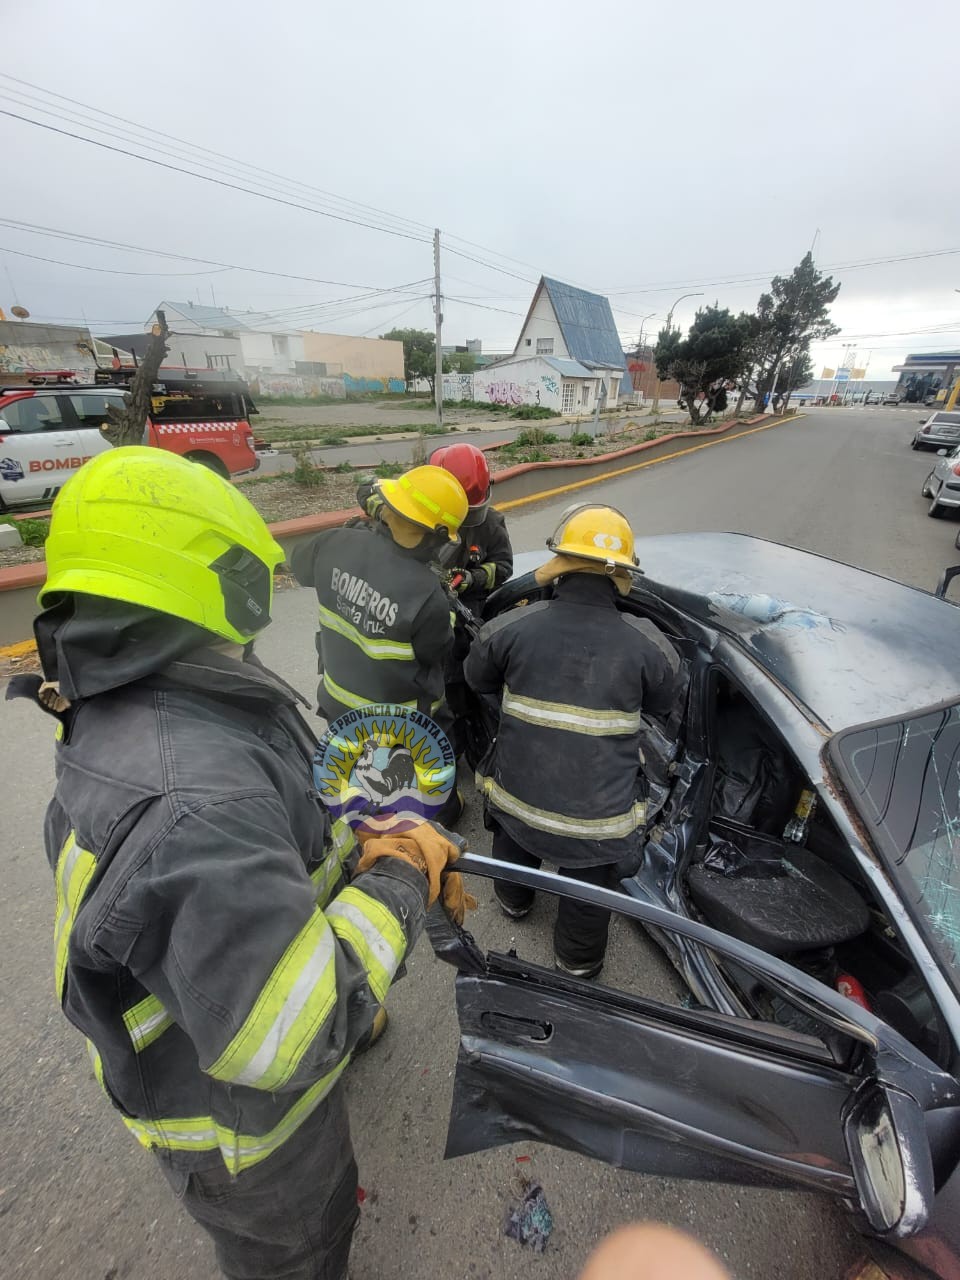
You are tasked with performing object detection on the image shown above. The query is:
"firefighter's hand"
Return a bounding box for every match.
[440,872,478,925]
[355,822,462,906]
[454,568,479,593]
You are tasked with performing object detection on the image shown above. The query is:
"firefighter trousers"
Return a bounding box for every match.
[156,1083,358,1280]
[490,824,614,969]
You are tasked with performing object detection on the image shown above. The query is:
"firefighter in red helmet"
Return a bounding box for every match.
[427,443,513,759]
[427,444,513,608]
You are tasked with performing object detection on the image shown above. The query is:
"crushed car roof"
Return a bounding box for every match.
[509,533,960,732]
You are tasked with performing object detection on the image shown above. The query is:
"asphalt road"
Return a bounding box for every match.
[0,404,946,1280]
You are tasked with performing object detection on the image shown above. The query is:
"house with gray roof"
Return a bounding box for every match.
[472,277,630,414]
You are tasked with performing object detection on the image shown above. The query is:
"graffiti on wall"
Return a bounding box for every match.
[541,375,559,395]
[483,380,527,406]
[441,373,474,401]
[256,373,347,399]
[0,343,97,374]
[342,374,406,394]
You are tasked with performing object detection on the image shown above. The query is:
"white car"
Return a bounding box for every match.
[920,444,960,517]
[0,381,258,512]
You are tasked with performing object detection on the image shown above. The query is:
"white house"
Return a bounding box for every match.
[473,356,609,414]
[474,277,629,412]
[147,302,306,378]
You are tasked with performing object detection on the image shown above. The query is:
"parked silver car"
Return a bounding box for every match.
[912,411,960,451]
[921,446,960,516]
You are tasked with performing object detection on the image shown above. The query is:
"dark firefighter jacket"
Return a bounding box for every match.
[291,521,454,727]
[11,599,428,1175]
[464,573,681,867]
[444,508,513,615]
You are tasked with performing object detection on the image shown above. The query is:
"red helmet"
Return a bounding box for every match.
[429,443,491,526]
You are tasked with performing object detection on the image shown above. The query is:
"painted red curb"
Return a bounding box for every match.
[0,414,783,595]
[0,561,46,591]
[268,506,363,538]
[487,414,769,482]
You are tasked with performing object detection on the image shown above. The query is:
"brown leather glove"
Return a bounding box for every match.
[355,821,461,906]
[440,872,478,926]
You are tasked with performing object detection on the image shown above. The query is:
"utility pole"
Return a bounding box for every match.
[433,228,443,436]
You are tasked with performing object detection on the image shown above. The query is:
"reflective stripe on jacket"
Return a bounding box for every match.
[39,651,428,1174]
[291,522,453,725]
[464,574,681,867]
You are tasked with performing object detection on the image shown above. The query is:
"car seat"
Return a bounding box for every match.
[686,820,869,956]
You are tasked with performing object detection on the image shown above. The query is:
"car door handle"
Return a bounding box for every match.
[50,435,73,446]
[480,1012,553,1042]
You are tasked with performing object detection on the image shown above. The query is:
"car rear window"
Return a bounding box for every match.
[930,413,960,426]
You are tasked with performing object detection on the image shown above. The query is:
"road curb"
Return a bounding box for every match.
[0,412,801,657]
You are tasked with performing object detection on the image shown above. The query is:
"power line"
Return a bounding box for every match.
[0,76,433,240]
[0,85,551,288]
[0,244,231,277]
[0,217,434,293]
[0,76,580,288]
[605,248,960,296]
[0,106,434,246]
[5,78,960,309]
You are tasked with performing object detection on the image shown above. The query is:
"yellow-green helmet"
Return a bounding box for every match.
[40,447,284,644]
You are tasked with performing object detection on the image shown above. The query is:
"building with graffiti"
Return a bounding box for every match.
[0,320,114,386]
[472,276,630,412]
[473,355,612,414]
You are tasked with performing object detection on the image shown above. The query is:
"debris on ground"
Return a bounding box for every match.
[0,643,41,680]
[504,1178,554,1254]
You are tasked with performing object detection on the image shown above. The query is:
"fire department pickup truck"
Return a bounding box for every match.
[0,372,260,512]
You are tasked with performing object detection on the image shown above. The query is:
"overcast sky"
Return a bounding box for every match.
[2,0,958,380]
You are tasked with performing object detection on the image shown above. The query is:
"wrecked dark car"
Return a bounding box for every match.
[435,532,960,1277]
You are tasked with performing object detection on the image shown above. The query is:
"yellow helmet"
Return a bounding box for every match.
[40,447,284,644]
[378,464,468,543]
[546,503,638,569]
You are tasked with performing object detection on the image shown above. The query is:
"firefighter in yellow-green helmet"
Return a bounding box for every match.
[12,448,466,1280]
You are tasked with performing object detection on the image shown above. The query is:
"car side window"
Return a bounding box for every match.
[67,393,124,427]
[0,396,64,433]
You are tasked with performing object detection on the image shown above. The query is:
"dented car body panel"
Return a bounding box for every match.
[445,535,960,1273]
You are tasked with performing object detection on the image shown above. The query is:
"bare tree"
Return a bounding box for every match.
[100,311,170,448]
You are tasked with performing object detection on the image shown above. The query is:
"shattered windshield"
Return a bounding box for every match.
[833,704,960,988]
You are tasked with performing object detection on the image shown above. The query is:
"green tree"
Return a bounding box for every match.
[444,349,476,374]
[751,253,840,414]
[381,327,437,390]
[654,305,753,425]
[776,345,815,410]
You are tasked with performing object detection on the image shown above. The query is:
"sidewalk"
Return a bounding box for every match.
[257,404,687,475]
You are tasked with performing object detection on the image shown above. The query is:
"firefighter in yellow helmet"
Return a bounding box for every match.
[292,463,469,824]
[11,448,468,1280]
[465,503,682,978]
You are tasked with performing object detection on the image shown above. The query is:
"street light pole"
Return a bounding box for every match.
[652,292,703,415]
[636,311,657,401]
